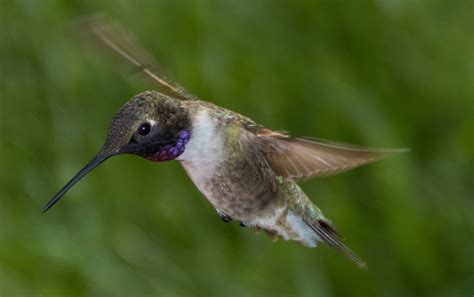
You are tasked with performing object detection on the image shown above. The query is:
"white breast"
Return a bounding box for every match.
[178,108,225,200]
[177,109,222,162]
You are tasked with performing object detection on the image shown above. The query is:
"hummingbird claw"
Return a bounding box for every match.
[239,222,247,227]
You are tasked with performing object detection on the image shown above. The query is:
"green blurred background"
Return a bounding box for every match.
[1,1,473,296]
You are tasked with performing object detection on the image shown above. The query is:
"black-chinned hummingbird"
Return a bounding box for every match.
[43,17,407,269]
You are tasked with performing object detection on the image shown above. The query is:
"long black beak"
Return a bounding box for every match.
[42,153,110,213]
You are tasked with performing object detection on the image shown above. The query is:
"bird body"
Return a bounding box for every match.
[177,100,320,246]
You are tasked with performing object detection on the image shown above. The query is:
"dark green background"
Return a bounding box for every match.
[1,1,473,296]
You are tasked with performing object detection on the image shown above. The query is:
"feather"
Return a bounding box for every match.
[304,218,367,269]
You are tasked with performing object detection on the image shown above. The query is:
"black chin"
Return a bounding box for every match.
[121,134,176,156]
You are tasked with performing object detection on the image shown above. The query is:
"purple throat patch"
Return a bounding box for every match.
[146,130,190,162]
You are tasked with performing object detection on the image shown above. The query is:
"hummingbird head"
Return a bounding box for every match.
[43,90,190,212]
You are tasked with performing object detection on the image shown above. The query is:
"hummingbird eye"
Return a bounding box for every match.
[138,122,152,136]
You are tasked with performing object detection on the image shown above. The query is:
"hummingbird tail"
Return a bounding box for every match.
[304,218,367,269]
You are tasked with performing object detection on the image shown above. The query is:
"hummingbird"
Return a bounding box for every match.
[43,17,406,269]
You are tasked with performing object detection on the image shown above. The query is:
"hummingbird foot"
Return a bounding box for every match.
[217,211,233,223]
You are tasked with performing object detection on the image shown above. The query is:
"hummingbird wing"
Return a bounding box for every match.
[83,14,196,101]
[257,130,407,181]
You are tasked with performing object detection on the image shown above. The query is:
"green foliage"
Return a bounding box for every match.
[1,1,473,296]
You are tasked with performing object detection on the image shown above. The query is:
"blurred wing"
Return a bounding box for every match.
[258,130,407,181]
[84,14,196,100]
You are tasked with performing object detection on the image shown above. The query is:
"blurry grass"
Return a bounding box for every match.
[1,1,473,296]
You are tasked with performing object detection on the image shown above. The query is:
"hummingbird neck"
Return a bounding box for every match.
[145,130,190,162]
